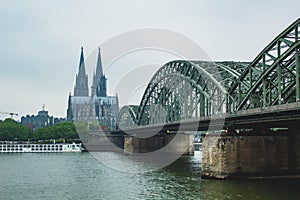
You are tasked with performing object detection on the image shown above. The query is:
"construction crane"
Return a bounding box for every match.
[0,111,19,119]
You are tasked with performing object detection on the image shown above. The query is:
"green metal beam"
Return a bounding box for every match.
[236,41,300,110]
[296,26,300,101]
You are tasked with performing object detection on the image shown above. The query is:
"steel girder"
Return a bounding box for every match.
[118,60,244,128]
[228,18,300,110]
[117,18,300,129]
[117,105,139,129]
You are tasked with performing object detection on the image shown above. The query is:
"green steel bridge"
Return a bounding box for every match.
[117,18,300,132]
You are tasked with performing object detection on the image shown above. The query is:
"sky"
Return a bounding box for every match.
[0,0,299,120]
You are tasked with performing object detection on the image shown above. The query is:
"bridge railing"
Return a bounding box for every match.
[118,102,300,131]
[231,102,300,117]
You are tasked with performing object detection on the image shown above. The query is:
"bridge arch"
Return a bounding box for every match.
[118,19,300,129]
[229,18,300,110]
[117,105,139,130]
[118,60,244,128]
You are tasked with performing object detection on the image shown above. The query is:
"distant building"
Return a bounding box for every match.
[67,47,119,130]
[21,106,65,131]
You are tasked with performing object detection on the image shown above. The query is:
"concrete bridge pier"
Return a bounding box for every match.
[164,133,194,155]
[124,133,194,155]
[201,131,300,179]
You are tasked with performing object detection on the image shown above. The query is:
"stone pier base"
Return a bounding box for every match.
[164,133,194,155]
[124,136,164,154]
[124,133,194,155]
[201,132,300,179]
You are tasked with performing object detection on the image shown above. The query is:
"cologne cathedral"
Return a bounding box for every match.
[67,47,119,130]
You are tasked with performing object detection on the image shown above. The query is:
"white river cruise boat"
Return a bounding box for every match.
[0,142,82,153]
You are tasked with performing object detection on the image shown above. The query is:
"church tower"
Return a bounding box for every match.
[74,47,89,96]
[66,92,73,121]
[97,75,107,97]
[91,48,107,97]
[67,46,118,128]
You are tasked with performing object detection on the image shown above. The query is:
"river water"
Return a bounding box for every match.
[0,151,299,200]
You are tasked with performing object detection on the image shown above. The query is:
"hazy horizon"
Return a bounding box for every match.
[0,0,299,120]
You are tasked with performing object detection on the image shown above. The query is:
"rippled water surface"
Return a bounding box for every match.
[0,151,299,200]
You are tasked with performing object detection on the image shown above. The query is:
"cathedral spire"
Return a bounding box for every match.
[74,46,89,96]
[95,47,103,78]
[91,47,106,97]
[78,46,86,76]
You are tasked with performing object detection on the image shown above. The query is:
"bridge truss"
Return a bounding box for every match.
[118,18,300,130]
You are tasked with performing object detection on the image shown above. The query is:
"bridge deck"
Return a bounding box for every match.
[116,102,300,134]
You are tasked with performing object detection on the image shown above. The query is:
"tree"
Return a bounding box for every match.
[0,118,33,141]
[0,119,79,142]
[54,121,78,139]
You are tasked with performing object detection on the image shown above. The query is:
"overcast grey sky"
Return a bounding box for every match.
[0,0,299,120]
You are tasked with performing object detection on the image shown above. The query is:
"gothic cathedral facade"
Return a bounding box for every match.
[67,47,119,130]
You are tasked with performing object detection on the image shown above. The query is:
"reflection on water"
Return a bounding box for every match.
[158,151,299,200]
[0,151,299,200]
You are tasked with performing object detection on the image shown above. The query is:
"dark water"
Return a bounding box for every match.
[0,151,299,200]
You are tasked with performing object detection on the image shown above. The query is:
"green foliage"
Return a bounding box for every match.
[75,121,89,134]
[74,120,103,142]
[0,118,33,141]
[35,121,79,141]
[74,121,89,142]
[57,121,78,139]
[88,121,101,131]
[0,119,79,142]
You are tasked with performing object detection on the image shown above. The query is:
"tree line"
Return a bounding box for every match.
[0,118,79,142]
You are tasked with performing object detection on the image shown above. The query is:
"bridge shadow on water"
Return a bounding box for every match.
[142,151,300,200]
